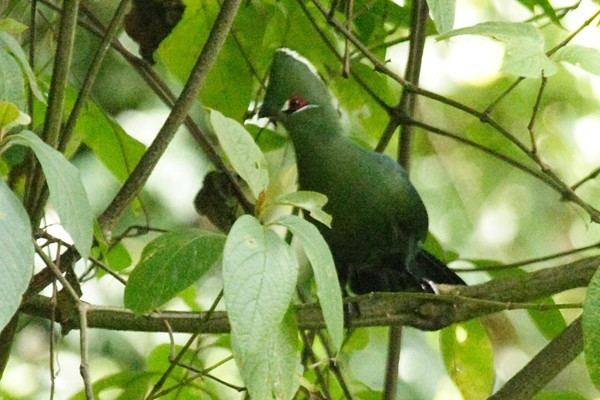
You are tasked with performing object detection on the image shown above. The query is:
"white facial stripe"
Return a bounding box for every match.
[277,48,320,78]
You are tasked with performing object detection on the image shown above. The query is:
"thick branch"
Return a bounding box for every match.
[98,0,243,235]
[21,256,599,334]
[489,317,583,400]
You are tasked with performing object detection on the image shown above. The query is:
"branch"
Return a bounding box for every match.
[21,256,599,334]
[489,317,583,400]
[26,0,80,220]
[97,0,244,236]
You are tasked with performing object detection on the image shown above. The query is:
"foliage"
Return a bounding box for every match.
[1,0,600,399]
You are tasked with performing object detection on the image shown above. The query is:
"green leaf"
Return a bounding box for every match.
[583,266,600,389]
[124,229,225,313]
[232,309,301,400]
[0,101,27,131]
[276,191,332,228]
[555,45,600,76]
[0,18,28,35]
[440,319,495,399]
[0,32,45,103]
[247,124,288,153]
[438,22,557,78]
[483,264,567,340]
[517,0,561,26]
[0,48,26,108]
[9,130,93,259]
[274,214,344,351]
[427,0,455,34]
[223,215,298,357]
[527,297,567,340]
[0,180,33,331]
[533,391,588,400]
[210,109,269,199]
[69,371,157,400]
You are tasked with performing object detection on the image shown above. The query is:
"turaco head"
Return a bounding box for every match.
[259,48,341,131]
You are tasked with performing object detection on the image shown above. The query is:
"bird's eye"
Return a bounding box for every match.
[282,95,309,114]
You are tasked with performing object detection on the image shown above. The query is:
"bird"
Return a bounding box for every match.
[259,48,464,294]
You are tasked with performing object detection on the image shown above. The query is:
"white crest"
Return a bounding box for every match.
[277,48,320,78]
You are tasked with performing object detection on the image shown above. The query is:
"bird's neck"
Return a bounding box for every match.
[284,108,343,151]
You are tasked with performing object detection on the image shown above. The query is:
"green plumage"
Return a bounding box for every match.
[260,48,463,293]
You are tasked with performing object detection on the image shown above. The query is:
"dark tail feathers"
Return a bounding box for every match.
[411,249,465,287]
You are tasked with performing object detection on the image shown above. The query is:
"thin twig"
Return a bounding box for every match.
[49,280,57,400]
[453,240,600,272]
[78,303,94,400]
[527,75,548,158]
[571,166,600,191]
[145,290,224,399]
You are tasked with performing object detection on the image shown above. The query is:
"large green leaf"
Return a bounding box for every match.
[0,48,25,108]
[427,0,455,34]
[9,130,93,259]
[275,191,332,227]
[555,45,600,76]
[210,109,269,199]
[274,214,344,351]
[124,229,225,313]
[583,266,600,389]
[232,309,301,400]
[0,101,29,132]
[0,180,33,331]
[69,371,157,400]
[438,22,557,78]
[223,215,299,398]
[0,32,44,103]
[440,319,495,399]
[33,82,146,180]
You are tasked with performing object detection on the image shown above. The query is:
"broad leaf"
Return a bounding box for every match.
[275,214,344,351]
[555,45,600,76]
[276,191,332,227]
[533,391,588,400]
[438,22,557,78]
[210,109,269,199]
[0,32,45,102]
[0,101,25,131]
[427,0,455,34]
[0,48,25,108]
[69,371,157,400]
[0,180,33,331]
[9,130,93,259]
[223,215,298,358]
[233,309,301,400]
[583,266,600,389]
[440,319,495,399]
[124,229,225,313]
[0,18,28,34]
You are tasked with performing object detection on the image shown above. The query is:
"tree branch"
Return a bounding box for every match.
[21,256,599,334]
[98,0,244,236]
[489,317,583,400]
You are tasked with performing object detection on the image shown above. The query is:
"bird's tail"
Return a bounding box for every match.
[411,249,465,287]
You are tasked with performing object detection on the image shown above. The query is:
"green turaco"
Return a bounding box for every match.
[259,48,463,294]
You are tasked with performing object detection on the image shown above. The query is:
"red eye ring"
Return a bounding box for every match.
[284,94,309,113]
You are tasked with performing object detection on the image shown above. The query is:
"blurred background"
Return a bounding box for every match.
[2,0,600,398]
